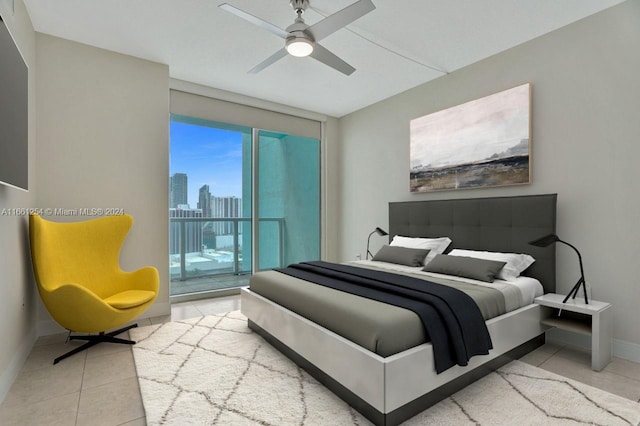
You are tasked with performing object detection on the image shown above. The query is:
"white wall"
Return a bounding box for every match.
[35,34,170,332]
[323,116,341,262]
[338,0,640,356]
[0,0,37,402]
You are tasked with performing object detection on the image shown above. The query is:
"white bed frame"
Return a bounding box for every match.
[242,288,552,425]
[242,195,557,425]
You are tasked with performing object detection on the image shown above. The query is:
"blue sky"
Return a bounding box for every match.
[170,120,244,206]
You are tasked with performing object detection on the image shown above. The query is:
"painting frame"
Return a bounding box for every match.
[410,83,531,193]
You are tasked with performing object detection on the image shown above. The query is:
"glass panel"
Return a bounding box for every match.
[257,130,320,270]
[169,114,252,296]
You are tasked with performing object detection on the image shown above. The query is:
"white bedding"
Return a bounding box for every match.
[348,259,544,312]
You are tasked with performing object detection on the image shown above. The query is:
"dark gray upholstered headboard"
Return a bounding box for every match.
[388,194,557,294]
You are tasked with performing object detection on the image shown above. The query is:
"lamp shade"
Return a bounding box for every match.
[528,234,560,247]
[373,227,388,237]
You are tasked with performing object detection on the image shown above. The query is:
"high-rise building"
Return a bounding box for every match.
[211,196,242,235]
[198,184,212,217]
[202,221,217,251]
[170,173,188,208]
[169,206,203,254]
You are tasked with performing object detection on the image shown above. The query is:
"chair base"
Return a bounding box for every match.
[53,323,139,365]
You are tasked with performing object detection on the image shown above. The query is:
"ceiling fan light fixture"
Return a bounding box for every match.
[220,0,375,75]
[286,37,314,57]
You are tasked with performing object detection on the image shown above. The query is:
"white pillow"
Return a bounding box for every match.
[448,249,535,281]
[390,235,452,265]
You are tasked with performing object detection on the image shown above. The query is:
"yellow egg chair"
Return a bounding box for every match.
[29,213,159,364]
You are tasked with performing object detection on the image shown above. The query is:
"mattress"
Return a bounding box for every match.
[249,261,543,357]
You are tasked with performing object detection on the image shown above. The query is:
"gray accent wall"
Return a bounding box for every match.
[338,0,640,352]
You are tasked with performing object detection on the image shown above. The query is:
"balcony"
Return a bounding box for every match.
[169,217,284,296]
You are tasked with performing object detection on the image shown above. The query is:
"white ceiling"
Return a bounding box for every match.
[24,0,624,117]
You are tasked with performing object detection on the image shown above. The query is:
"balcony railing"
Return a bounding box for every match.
[169,217,284,286]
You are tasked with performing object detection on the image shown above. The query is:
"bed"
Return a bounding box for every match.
[241,194,557,426]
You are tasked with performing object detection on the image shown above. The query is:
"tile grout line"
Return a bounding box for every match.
[75,352,88,426]
[538,351,640,402]
[603,368,640,384]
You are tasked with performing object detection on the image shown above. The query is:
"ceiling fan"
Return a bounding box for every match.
[219,0,375,76]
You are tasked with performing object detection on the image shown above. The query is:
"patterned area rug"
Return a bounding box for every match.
[131,311,640,425]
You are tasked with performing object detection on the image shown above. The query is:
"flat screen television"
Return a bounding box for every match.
[0,13,28,191]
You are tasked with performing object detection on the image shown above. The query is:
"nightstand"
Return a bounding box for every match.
[534,293,613,371]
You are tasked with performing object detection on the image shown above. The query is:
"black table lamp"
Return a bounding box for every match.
[529,234,588,304]
[367,227,388,259]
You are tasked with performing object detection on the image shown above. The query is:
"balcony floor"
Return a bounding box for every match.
[170,274,250,296]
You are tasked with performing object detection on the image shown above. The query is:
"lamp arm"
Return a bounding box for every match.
[557,239,585,283]
[366,230,376,260]
[558,238,589,303]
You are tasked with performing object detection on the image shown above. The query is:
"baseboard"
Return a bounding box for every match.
[612,338,640,364]
[546,329,640,363]
[0,327,37,404]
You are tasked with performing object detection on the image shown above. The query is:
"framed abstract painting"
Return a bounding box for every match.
[410,83,531,193]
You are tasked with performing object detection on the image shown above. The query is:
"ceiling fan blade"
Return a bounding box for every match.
[306,0,375,42]
[248,48,288,74]
[219,3,289,39]
[309,43,355,76]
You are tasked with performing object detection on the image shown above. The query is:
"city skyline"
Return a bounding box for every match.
[170,175,243,214]
[170,119,244,206]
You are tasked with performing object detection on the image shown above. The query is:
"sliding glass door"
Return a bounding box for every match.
[257,130,320,270]
[169,115,320,296]
[169,115,252,296]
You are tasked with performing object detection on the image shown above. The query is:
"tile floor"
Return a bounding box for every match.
[1,295,639,425]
